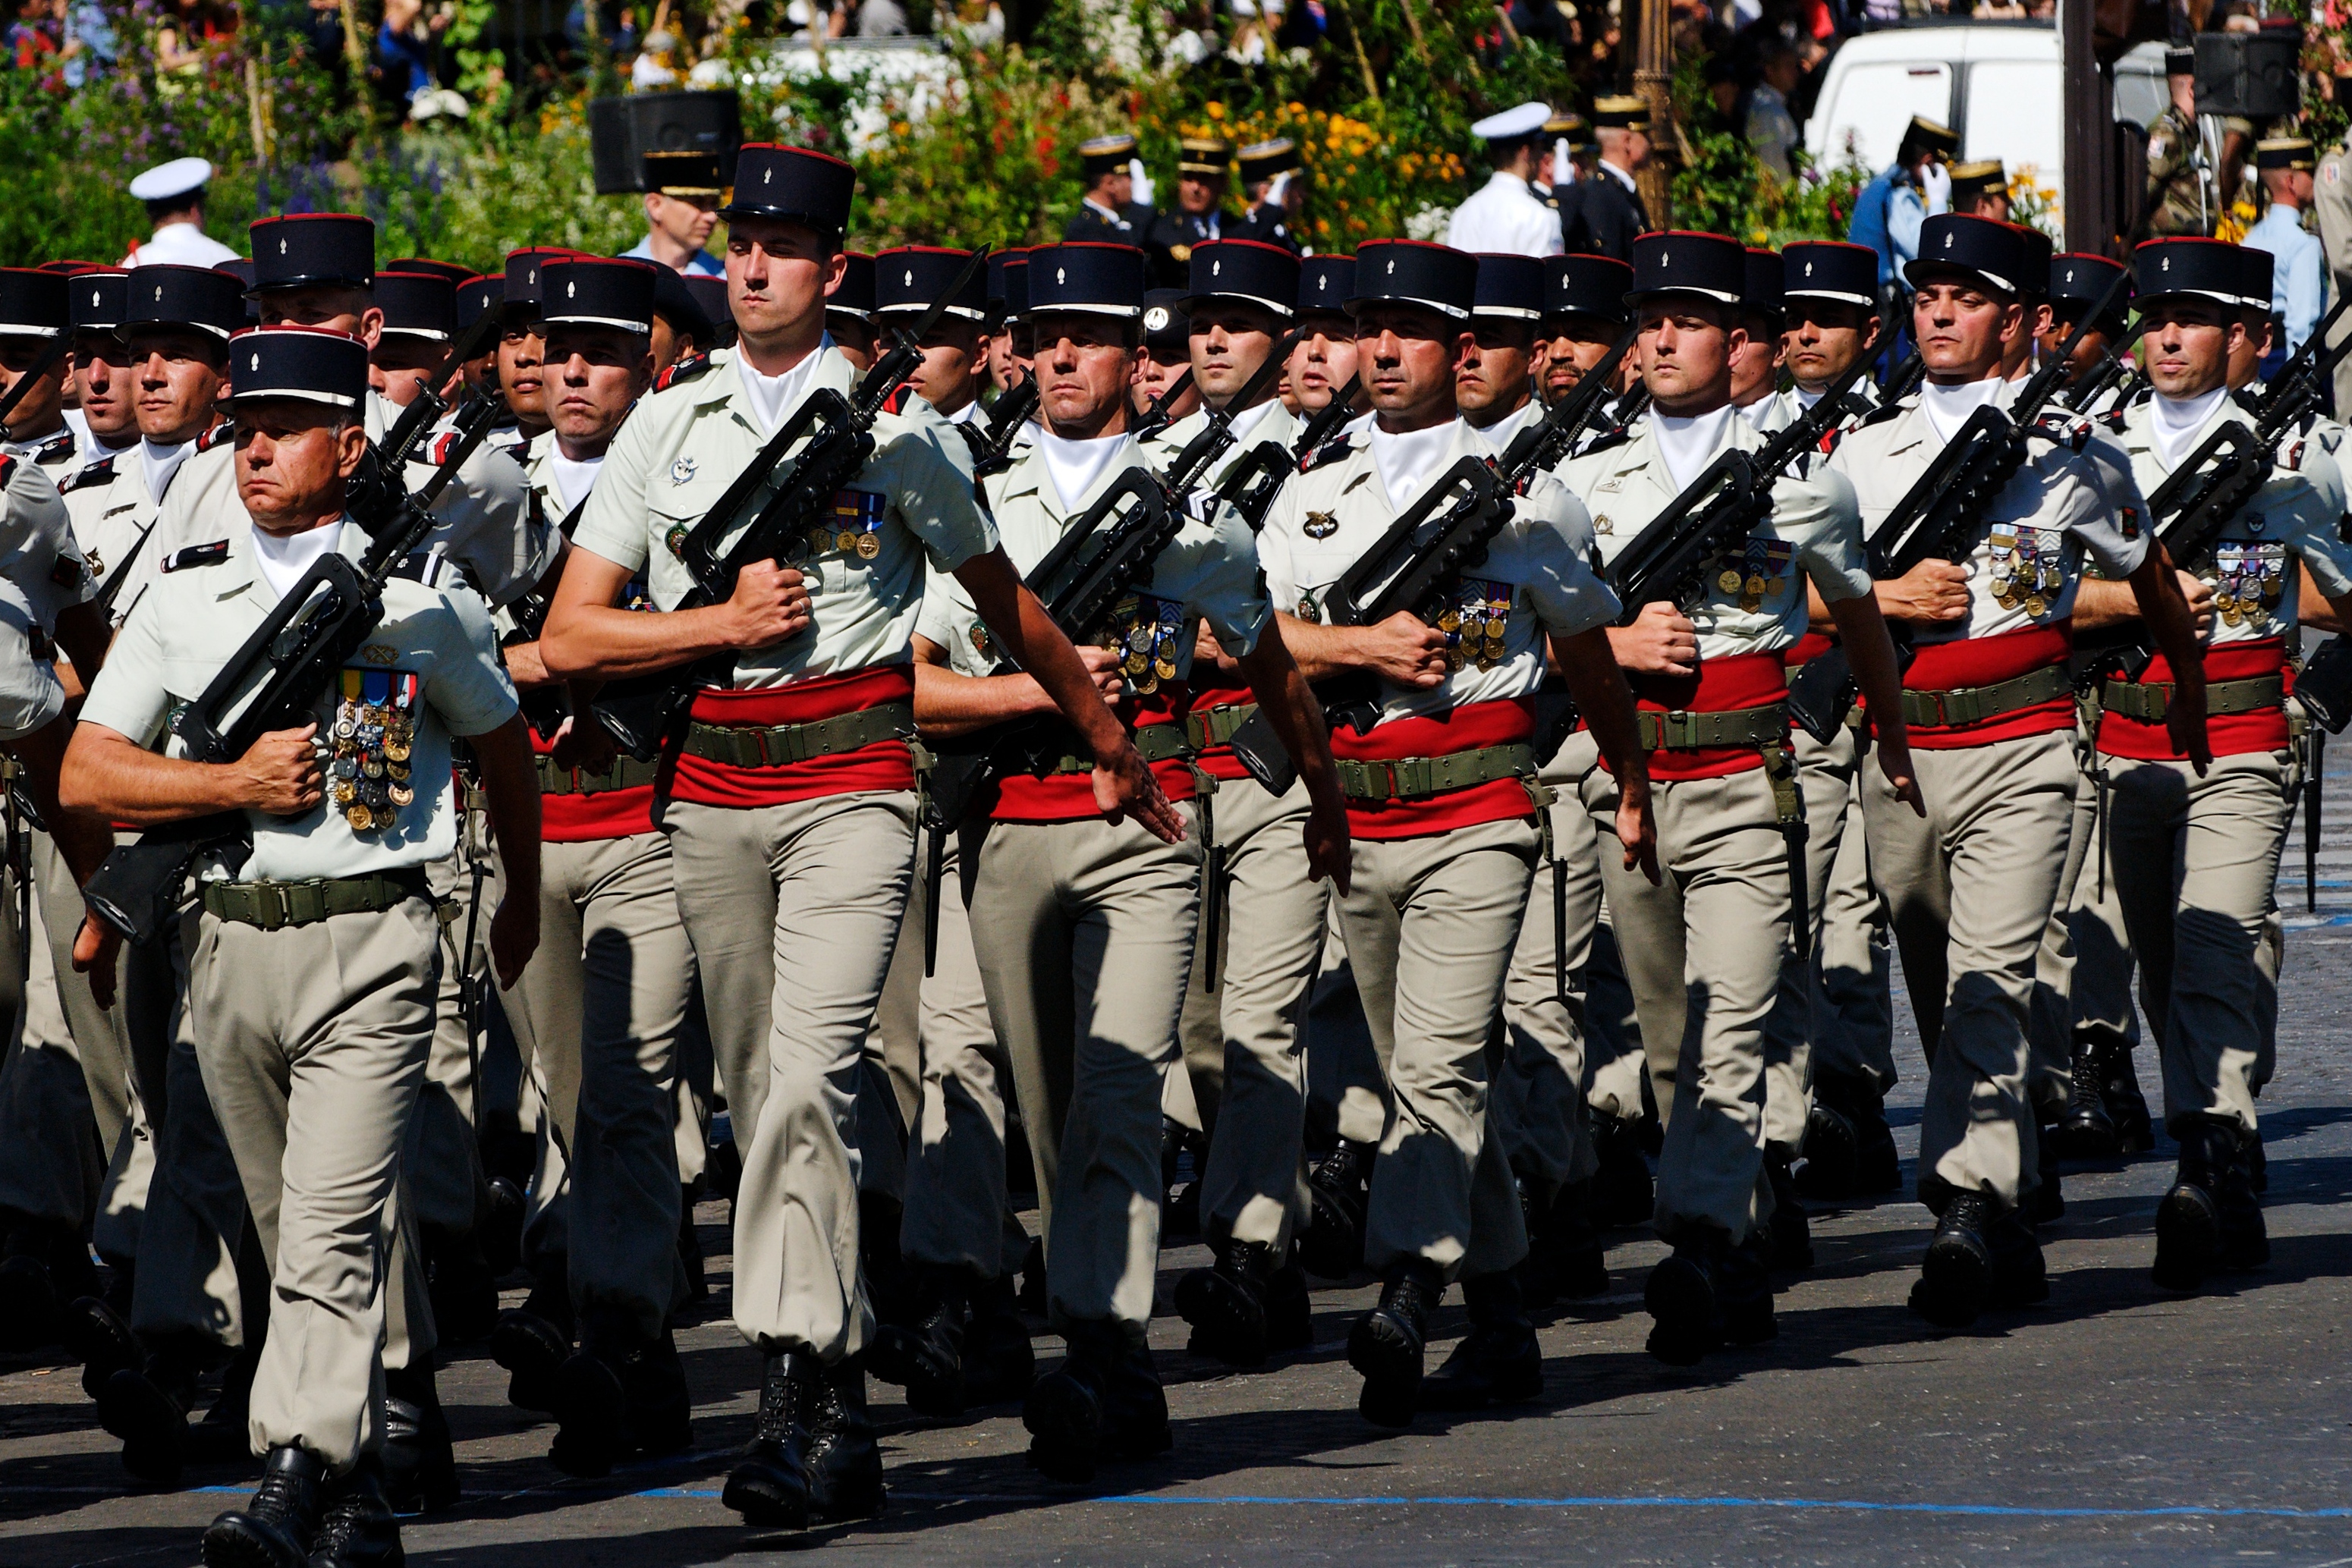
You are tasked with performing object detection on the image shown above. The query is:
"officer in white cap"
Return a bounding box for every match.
[121,159,240,270]
[1444,102,1564,259]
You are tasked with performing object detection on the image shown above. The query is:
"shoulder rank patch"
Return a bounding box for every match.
[193,421,231,453]
[1577,423,1637,458]
[1299,436,1354,473]
[655,353,712,393]
[162,539,231,572]
[30,431,74,466]
[49,554,86,589]
[60,457,114,493]
[880,382,917,416]
[2098,407,2128,434]
[1857,398,1907,430]
[2030,410,2091,453]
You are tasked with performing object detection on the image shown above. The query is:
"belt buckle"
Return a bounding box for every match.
[1380,760,1400,800]
[253,884,288,932]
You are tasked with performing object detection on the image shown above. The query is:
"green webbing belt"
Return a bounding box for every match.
[681,702,914,768]
[1332,743,1537,803]
[535,753,666,796]
[1634,702,1791,751]
[1898,665,2073,728]
[2100,673,2285,724]
[201,871,432,931]
[1184,702,1258,751]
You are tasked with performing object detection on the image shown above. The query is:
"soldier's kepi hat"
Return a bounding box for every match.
[2011,224,2053,299]
[1078,134,1137,183]
[539,257,657,335]
[1026,243,1146,318]
[502,247,574,323]
[1000,253,1030,320]
[2132,237,2248,307]
[1591,95,1651,131]
[121,264,245,339]
[1471,253,1543,320]
[0,269,69,338]
[1237,138,1301,187]
[1743,247,1784,319]
[658,269,719,344]
[829,252,876,322]
[1178,137,1234,177]
[247,214,375,294]
[2235,245,2275,315]
[643,149,724,198]
[1780,240,1876,307]
[1348,240,1478,321]
[222,325,369,410]
[373,271,457,341]
[721,143,856,235]
[1141,288,1190,358]
[386,257,476,288]
[1905,212,2030,296]
[2048,251,2130,332]
[1542,253,1632,322]
[875,247,989,321]
[1297,255,1354,319]
[1627,231,1745,305]
[69,270,127,333]
[1183,238,1298,319]
[2257,137,2316,172]
[455,275,503,334]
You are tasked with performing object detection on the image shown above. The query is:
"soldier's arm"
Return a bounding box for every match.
[1275,610,1451,686]
[2126,549,2210,768]
[2074,571,2215,633]
[60,719,324,825]
[466,713,541,989]
[540,548,810,680]
[1552,625,1657,882]
[909,633,1127,738]
[1232,615,1349,892]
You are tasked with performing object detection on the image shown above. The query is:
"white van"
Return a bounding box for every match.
[1802,22,2171,209]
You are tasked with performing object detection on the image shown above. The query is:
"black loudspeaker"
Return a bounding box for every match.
[2193,32,2300,121]
[588,92,744,196]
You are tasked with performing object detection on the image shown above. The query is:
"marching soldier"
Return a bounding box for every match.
[826,252,881,371]
[0,269,83,473]
[539,146,1163,1532]
[1134,288,1197,425]
[1561,231,1917,1357]
[1732,248,1784,432]
[1260,238,1652,1426]
[64,323,542,1568]
[1285,256,1360,419]
[67,270,140,466]
[1231,139,1305,254]
[1826,213,2207,1327]
[2080,237,2352,1287]
[874,245,992,436]
[1146,240,1300,485]
[1147,138,1234,289]
[1458,253,1546,448]
[498,247,566,450]
[1064,134,1156,247]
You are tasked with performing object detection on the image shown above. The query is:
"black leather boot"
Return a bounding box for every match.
[422,1227,498,1346]
[868,1265,970,1416]
[1643,1226,1730,1366]
[1023,1318,1115,1484]
[305,1456,404,1568]
[380,1364,458,1514]
[1264,1253,1313,1353]
[1795,1098,1860,1199]
[489,1253,572,1416]
[723,1350,816,1529]
[1173,1238,1278,1368]
[1518,1179,1608,1307]
[804,1355,886,1522]
[959,1275,1036,1406]
[2154,1116,2241,1291]
[479,1176,526,1280]
[2095,1035,2156,1155]
[2059,1036,2118,1159]
[622,1328,694,1460]
[1347,1263,1442,1428]
[64,1274,145,1402]
[186,1339,262,1466]
[1987,1207,2049,1309]
[1300,1141,1373,1279]
[1421,1271,1542,1412]
[1910,1191,2000,1328]
[1764,1152,1814,1271]
[548,1345,627,1479]
[1589,1113,1655,1228]
[201,1443,326,1568]
[100,1352,197,1486]
[0,1222,87,1352]
[1722,1232,1779,1346]
[1810,1073,1900,1196]
[2030,1119,2065,1224]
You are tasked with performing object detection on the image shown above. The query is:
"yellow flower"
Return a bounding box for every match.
[1208,102,1226,120]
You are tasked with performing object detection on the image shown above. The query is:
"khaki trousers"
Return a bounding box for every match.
[1807,758,1898,1094]
[1863,728,2079,1211]
[2105,749,2291,1136]
[665,790,917,1360]
[2026,740,2101,1113]
[1339,815,1535,1282]
[190,898,441,1471]
[410,844,499,1239]
[502,831,694,1343]
[967,812,1200,1331]
[1181,775,1329,1251]
[1762,723,1866,1155]
[2065,825,2143,1048]
[1589,762,1797,1244]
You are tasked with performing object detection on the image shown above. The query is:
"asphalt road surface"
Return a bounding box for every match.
[8,749,2352,1568]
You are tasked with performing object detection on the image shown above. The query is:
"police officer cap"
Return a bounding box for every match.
[127,156,215,204]
[1141,288,1190,357]
[722,143,857,236]
[1901,115,1960,158]
[659,268,721,346]
[248,214,375,295]
[1178,137,1235,177]
[1079,134,1138,183]
[1348,240,1478,321]
[374,271,458,341]
[1743,247,1784,319]
[2048,251,2130,332]
[2165,45,2195,74]
[1001,253,1031,320]
[0,269,69,338]
[122,264,246,340]
[1945,159,2006,207]
[643,149,724,197]
[502,247,574,321]
[1627,231,1746,305]
[2256,137,2316,171]
[386,257,478,289]
[455,274,504,333]
[876,247,989,321]
[1543,253,1632,322]
[68,270,127,334]
[1592,95,1651,131]
[2234,244,2275,313]
[1184,239,1299,319]
[1780,240,1876,307]
[1470,102,1551,145]
[1027,243,1147,318]
[538,257,657,336]
[222,325,369,410]
[1904,212,2029,297]
[1471,253,1544,321]
[2010,224,2053,300]
[830,252,877,322]
[1237,139,1302,187]
[1297,255,1355,320]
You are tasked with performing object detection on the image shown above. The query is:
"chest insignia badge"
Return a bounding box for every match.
[670,457,696,485]
[363,644,397,665]
[1303,511,1338,539]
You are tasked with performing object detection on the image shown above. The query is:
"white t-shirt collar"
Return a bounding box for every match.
[250,517,344,600]
[1035,427,1130,514]
[1649,404,1737,492]
[2150,385,2229,470]
[734,338,834,437]
[1920,377,2006,445]
[1367,417,1461,508]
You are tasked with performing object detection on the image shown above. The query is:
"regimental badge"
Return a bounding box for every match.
[807,489,887,562]
[1433,578,1514,672]
[970,624,992,660]
[1297,588,1323,622]
[331,668,420,835]
[1302,510,1338,540]
[1102,591,1187,697]
[48,555,85,589]
[669,457,697,485]
[362,644,396,665]
[1593,514,1612,536]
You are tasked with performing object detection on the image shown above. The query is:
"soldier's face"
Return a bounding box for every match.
[1456,319,1535,417]
[2141,300,2240,398]
[828,312,880,372]
[907,317,984,416]
[544,323,652,453]
[2229,310,2272,386]
[1187,300,1281,405]
[727,218,844,349]
[1729,313,1781,404]
[1781,300,1876,391]
[987,327,1030,391]
[1288,313,1358,410]
[1033,311,1143,435]
[259,286,384,351]
[72,329,137,442]
[649,314,693,376]
[234,401,368,533]
[1356,303,1470,429]
[124,327,225,445]
[2033,310,2108,378]
[0,334,64,437]
[367,333,445,408]
[1636,300,1743,413]
[1911,275,2021,382]
[1178,174,1223,215]
[498,325,549,434]
[1533,315,1615,404]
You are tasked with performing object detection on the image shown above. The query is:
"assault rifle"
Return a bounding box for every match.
[2058,323,2147,414]
[80,388,505,945]
[1782,269,2131,741]
[0,332,73,446]
[1130,370,1194,445]
[2282,638,2352,915]
[2246,293,2352,437]
[970,376,1040,479]
[1878,350,1924,408]
[590,247,992,761]
[1215,372,1361,532]
[1220,328,1638,797]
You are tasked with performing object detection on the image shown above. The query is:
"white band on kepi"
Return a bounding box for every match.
[1473,305,1542,319]
[543,314,651,335]
[0,325,61,340]
[227,388,360,408]
[1781,287,1876,307]
[876,304,989,320]
[1351,295,1470,320]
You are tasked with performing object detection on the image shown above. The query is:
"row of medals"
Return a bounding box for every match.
[1989,529,2064,616]
[2207,553,2286,627]
[1436,588,1513,672]
[330,701,416,833]
[1714,565,1785,614]
[1106,605,1187,695]
[660,521,883,564]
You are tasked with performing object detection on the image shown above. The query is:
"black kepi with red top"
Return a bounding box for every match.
[538,256,658,335]
[719,143,856,237]
[1025,243,1146,318]
[1627,230,1745,303]
[247,214,375,294]
[875,247,988,321]
[222,325,369,409]
[1347,239,1477,319]
[1905,212,2031,297]
[1780,240,1876,306]
[2131,237,2244,305]
[1183,238,1300,319]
